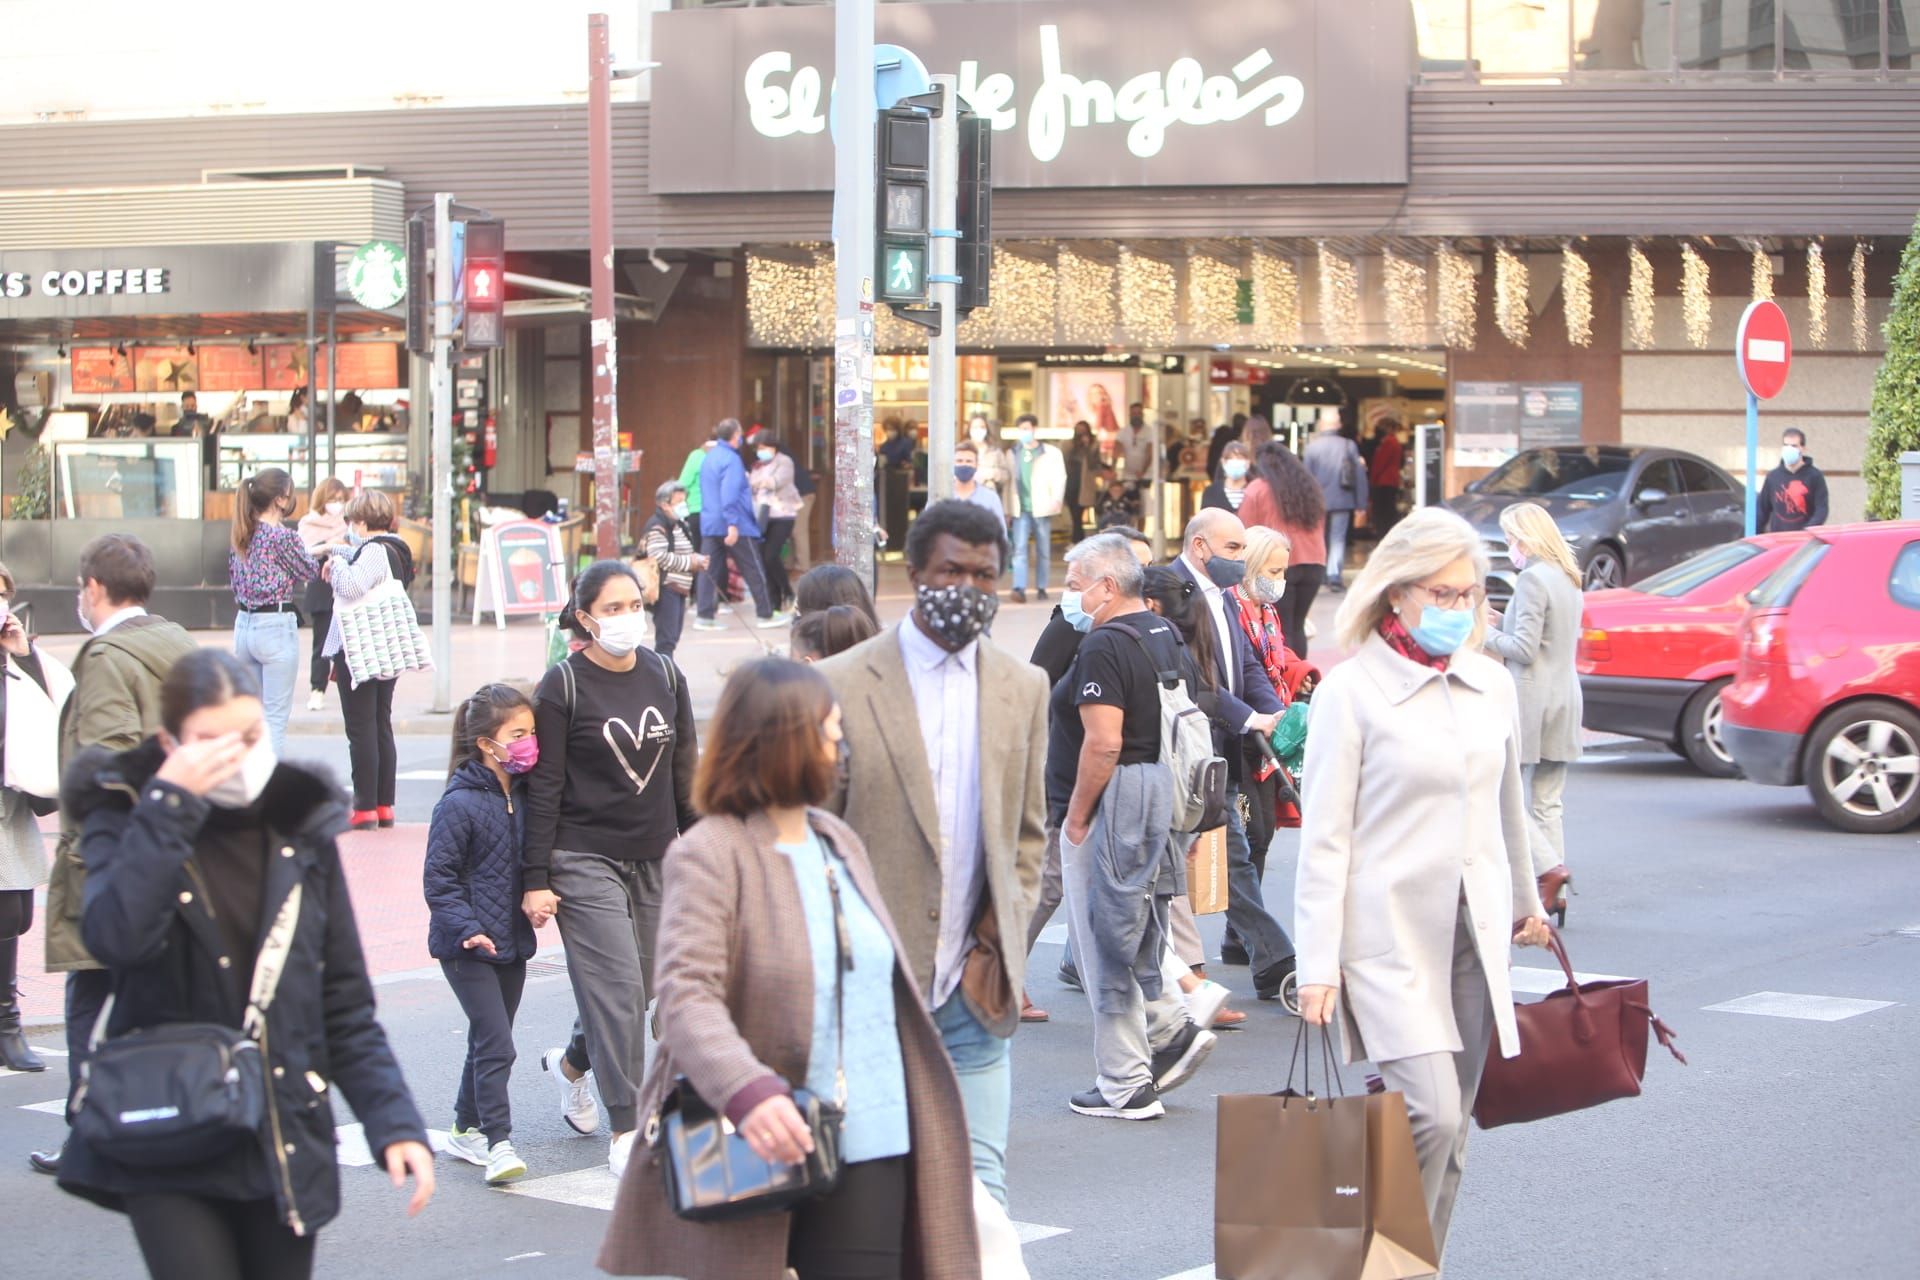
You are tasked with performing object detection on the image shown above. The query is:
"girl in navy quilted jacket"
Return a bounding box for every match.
[424,683,540,1186]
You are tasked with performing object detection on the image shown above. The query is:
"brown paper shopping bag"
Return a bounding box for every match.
[1215,1089,1369,1280]
[1186,827,1229,915]
[1359,1093,1439,1280]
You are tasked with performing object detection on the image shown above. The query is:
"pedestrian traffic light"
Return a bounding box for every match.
[461,218,506,351]
[956,113,993,316]
[875,107,931,308]
[404,212,430,355]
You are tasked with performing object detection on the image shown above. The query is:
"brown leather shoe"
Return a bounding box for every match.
[1213,1008,1249,1029]
[1537,865,1572,927]
[1020,991,1049,1023]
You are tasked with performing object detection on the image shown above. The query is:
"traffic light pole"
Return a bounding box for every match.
[926,76,959,505]
[832,0,877,587]
[429,192,454,714]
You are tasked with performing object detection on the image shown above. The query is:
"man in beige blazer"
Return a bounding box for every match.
[819,500,1050,1209]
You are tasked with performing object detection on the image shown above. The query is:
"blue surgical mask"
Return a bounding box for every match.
[1222,458,1250,479]
[1060,590,1093,633]
[1407,603,1475,657]
[1781,445,1802,468]
[954,464,978,483]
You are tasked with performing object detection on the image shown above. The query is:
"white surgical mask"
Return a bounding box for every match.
[670,502,690,521]
[207,735,277,810]
[591,612,648,658]
[76,593,95,635]
[970,425,988,444]
[325,501,345,517]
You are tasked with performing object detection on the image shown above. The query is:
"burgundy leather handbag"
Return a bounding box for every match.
[1473,929,1687,1129]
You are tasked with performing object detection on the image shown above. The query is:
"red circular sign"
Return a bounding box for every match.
[1737,299,1792,400]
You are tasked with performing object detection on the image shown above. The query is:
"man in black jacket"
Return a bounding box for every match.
[1758,428,1830,533]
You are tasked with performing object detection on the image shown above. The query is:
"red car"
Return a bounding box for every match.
[1722,522,1920,833]
[1578,535,1801,776]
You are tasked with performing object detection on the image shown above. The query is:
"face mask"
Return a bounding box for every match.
[1509,548,1528,571]
[757,448,775,463]
[1250,574,1286,605]
[485,736,540,776]
[1222,459,1250,479]
[1017,429,1036,447]
[832,734,852,793]
[590,612,648,658]
[970,426,988,444]
[346,529,366,548]
[325,501,345,517]
[1060,590,1094,633]
[207,735,277,810]
[1781,445,1802,467]
[1407,603,1476,658]
[914,583,999,650]
[76,592,95,635]
[954,464,978,483]
[1202,552,1247,589]
[670,502,690,521]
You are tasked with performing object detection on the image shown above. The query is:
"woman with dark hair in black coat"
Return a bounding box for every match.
[58,649,432,1280]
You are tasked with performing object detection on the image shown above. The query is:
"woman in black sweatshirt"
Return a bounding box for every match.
[521,561,697,1180]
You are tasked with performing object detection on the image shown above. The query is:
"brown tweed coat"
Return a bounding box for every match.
[598,808,982,1280]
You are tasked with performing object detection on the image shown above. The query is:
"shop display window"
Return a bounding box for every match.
[54,439,203,520]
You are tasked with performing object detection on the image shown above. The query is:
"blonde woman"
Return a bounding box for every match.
[1485,503,1585,925]
[1295,507,1550,1262]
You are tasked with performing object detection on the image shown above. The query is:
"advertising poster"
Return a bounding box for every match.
[69,347,133,393]
[1047,367,1126,439]
[133,346,198,393]
[1518,383,1583,448]
[1452,381,1520,468]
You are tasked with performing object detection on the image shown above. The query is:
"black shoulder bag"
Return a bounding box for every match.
[656,837,847,1221]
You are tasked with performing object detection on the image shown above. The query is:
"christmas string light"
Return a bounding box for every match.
[1316,241,1361,347]
[1494,244,1529,348]
[1627,243,1656,349]
[1185,249,1242,347]
[1852,240,1870,351]
[1680,242,1711,348]
[1750,245,1774,302]
[1806,240,1828,348]
[1560,244,1593,348]
[990,249,1060,348]
[1117,247,1178,347]
[1250,249,1302,350]
[1056,247,1116,347]
[1382,249,1428,347]
[746,246,831,348]
[1436,242,1476,349]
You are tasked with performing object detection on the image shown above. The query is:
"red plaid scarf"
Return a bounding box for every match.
[1230,587,1292,699]
[1378,612,1450,673]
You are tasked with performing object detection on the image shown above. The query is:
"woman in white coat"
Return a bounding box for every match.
[1295,507,1551,1260]
[1484,502,1586,924]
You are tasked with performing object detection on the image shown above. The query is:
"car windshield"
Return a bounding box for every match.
[1634,542,1768,598]
[1479,449,1631,501]
[1749,539,1830,609]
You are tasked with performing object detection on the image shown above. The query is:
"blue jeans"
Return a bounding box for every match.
[933,992,1012,1207]
[1222,786,1295,981]
[233,609,299,756]
[1326,510,1354,585]
[1010,513,1053,592]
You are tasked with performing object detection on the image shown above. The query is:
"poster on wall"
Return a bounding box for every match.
[198,346,263,391]
[1047,367,1126,439]
[1452,381,1520,468]
[261,344,311,390]
[133,346,198,393]
[69,347,133,393]
[1518,383,1582,448]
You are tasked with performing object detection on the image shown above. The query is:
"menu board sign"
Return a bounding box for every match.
[197,346,264,392]
[261,344,311,391]
[133,346,198,393]
[70,347,134,393]
[314,344,402,390]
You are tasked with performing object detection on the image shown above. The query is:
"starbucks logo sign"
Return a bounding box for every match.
[347,241,407,310]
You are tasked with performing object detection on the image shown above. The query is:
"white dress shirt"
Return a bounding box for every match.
[91,605,148,637]
[1180,553,1255,732]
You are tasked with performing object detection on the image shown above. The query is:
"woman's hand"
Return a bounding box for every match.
[0,611,28,658]
[521,889,561,929]
[1512,916,1553,948]
[153,733,250,797]
[740,1093,814,1166]
[461,934,497,956]
[1297,984,1339,1026]
[384,1140,436,1216]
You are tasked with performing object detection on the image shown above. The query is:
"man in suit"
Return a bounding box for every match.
[819,499,1050,1208]
[1172,509,1296,1001]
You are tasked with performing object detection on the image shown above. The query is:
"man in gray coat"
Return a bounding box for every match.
[1301,409,1370,591]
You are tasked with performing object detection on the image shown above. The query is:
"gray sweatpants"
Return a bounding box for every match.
[549,850,663,1134]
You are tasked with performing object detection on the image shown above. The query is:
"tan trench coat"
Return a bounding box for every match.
[598,809,981,1280]
[1294,634,1549,1065]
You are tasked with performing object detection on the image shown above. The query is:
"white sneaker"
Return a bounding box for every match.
[1186,979,1231,1031]
[305,690,326,712]
[542,1047,600,1135]
[609,1131,636,1180]
[485,1140,529,1185]
[444,1124,489,1167]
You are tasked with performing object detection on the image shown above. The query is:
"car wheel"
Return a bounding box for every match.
[1679,679,1740,778]
[1583,545,1626,591]
[1804,700,1920,834]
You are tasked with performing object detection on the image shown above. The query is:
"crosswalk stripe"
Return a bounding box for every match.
[1702,991,1896,1022]
[336,1123,454,1167]
[502,1165,619,1211]
[1155,1268,1216,1280]
[0,1047,67,1081]
[1509,965,1628,995]
[19,1098,64,1115]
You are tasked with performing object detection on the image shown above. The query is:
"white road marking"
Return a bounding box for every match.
[1037,923,1068,946]
[0,1047,67,1079]
[503,1165,620,1211]
[1015,1221,1071,1245]
[396,769,448,782]
[1509,966,1629,995]
[336,1123,453,1167]
[503,1254,547,1263]
[1702,991,1896,1022]
[1155,1268,1216,1280]
[19,1098,65,1115]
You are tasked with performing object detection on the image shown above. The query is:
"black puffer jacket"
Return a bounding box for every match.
[424,760,535,963]
[56,739,427,1235]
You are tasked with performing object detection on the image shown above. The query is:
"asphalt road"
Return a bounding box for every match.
[3,739,1917,1279]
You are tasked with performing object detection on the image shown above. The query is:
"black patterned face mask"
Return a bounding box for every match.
[914,582,1000,649]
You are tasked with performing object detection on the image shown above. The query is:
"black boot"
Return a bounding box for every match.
[0,936,45,1073]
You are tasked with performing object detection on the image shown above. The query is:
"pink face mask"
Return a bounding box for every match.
[487,736,540,775]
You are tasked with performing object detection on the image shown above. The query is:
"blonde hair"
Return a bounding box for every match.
[1499,503,1582,589]
[1242,525,1293,583]
[1335,507,1491,652]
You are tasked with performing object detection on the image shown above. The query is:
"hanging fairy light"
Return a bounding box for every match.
[1627,243,1656,349]
[1852,240,1871,351]
[746,246,831,349]
[1560,244,1593,348]
[990,249,1060,348]
[1316,241,1361,347]
[1750,245,1774,303]
[1680,242,1711,348]
[1382,249,1428,347]
[1494,244,1529,348]
[1250,249,1302,350]
[1185,249,1242,347]
[874,304,927,354]
[1117,247,1178,347]
[1806,240,1828,348]
[1056,247,1117,347]
[1436,241,1477,350]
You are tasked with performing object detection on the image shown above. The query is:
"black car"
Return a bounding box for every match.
[1445,445,1747,600]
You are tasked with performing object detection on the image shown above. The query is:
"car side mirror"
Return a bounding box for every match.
[1634,486,1670,508]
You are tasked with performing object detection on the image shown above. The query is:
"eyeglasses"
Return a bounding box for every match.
[1408,582,1486,610]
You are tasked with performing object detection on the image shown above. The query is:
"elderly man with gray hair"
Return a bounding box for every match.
[1046,533,1217,1121]
[641,479,708,656]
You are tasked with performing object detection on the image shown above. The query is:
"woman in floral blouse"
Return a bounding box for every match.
[229,467,317,754]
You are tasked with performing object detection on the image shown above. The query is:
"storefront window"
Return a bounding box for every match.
[1783,0,1882,68]
[1473,0,1574,76]
[1576,0,1674,71]
[1677,1,1778,71]
[1895,2,1919,67]
[1414,1,1472,70]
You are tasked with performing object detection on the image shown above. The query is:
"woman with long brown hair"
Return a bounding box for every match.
[600,658,978,1280]
[1238,441,1328,658]
[229,466,317,755]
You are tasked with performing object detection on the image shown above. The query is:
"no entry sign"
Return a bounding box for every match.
[1737,299,1792,400]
